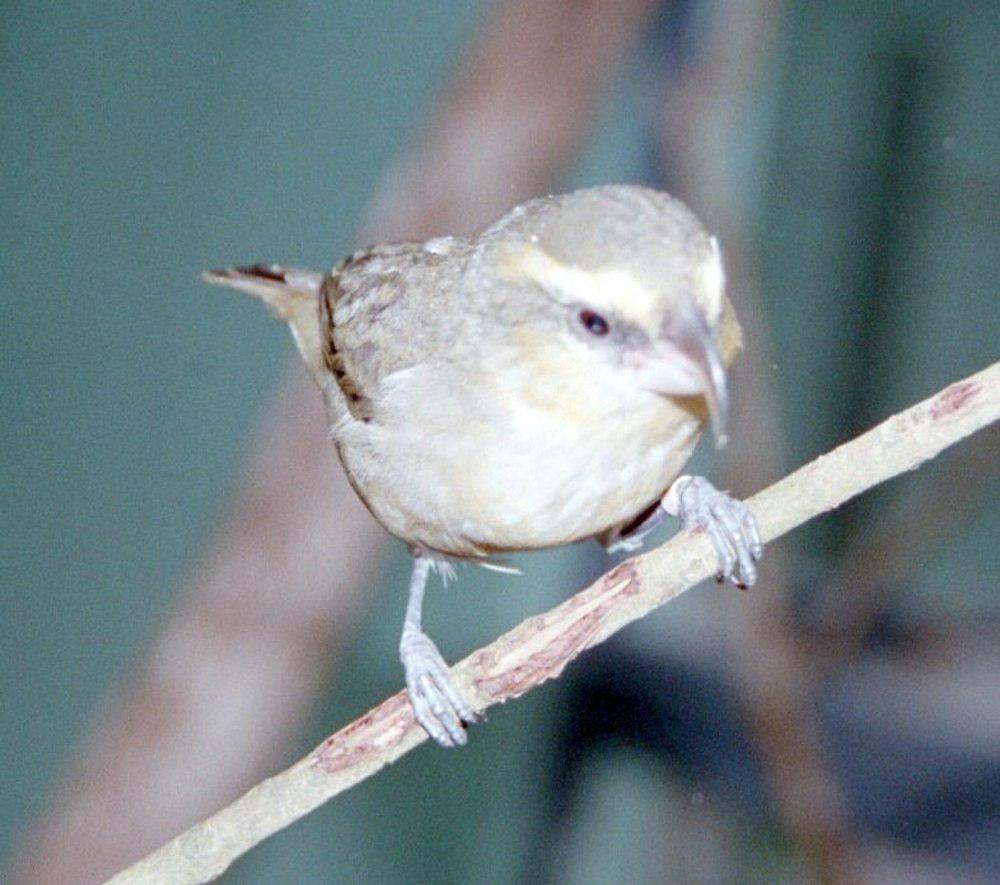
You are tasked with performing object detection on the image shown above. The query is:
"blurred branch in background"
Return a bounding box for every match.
[10,2,656,883]
[361,0,658,240]
[112,362,1000,884]
[656,1,858,878]
[12,374,381,885]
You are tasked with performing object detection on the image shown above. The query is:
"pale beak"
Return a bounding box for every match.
[636,302,730,447]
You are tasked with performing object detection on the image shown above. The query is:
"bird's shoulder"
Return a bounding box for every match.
[320,238,469,420]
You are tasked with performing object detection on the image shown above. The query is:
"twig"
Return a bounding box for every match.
[110,361,1000,884]
[807,423,1000,653]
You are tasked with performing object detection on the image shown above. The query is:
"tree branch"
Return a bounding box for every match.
[110,361,1000,884]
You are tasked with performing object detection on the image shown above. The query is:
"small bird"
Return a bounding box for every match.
[204,184,762,748]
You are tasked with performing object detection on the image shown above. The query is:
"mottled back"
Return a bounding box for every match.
[320,239,473,422]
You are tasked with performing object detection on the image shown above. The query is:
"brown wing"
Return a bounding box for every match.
[320,239,469,422]
[320,260,368,420]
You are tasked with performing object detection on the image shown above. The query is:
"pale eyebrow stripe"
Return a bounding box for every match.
[499,244,660,328]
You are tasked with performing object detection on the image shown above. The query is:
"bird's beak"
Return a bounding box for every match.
[636,302,730,447]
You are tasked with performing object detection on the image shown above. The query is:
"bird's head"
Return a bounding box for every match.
[473,185,741,445]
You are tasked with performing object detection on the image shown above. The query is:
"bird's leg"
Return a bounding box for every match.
[662,475,763,589]
[603,501,668,554]
[399,553,482,747]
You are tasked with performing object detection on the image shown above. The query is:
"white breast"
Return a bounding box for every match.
[334,359,703,556]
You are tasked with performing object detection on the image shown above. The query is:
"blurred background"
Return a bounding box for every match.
[1,1,997,882]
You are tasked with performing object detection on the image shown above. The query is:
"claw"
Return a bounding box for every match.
[401,627,479,748]
[400,555,483,747]
[665,475,764,589]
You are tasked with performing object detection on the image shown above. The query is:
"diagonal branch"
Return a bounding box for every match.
[110,361,1000,884]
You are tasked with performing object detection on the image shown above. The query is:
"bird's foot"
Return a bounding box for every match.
[664,475,763,589]
[400,627,482,748]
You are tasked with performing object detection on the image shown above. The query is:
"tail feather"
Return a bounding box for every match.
[202,264,324,376]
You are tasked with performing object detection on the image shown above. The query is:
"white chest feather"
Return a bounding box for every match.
[334,349,704,556]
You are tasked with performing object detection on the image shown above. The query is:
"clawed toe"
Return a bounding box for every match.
[401,629,480,748]
[670,476,763,589]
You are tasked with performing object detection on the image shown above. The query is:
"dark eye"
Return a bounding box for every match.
[579,309,610,336]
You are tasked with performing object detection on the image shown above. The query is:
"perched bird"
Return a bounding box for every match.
[204,185,762,748]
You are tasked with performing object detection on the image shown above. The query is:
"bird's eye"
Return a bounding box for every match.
[579,309,610,336]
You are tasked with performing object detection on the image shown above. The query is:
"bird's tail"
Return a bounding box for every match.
[202,264,324,376]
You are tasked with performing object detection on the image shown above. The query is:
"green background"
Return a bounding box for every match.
[2,1,997,882]
[0,2,635,880]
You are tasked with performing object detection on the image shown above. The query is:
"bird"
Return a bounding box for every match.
[203,184,763,748]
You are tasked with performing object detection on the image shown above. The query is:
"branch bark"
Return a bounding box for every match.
[110,361,1000,884]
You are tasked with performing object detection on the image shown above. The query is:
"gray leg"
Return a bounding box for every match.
[663,475,764,589]
[399,554,482,747]
[603,505,668,554]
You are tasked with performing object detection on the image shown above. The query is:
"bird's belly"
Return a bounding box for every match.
[340,390,702,556]
[446,410,700,550]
